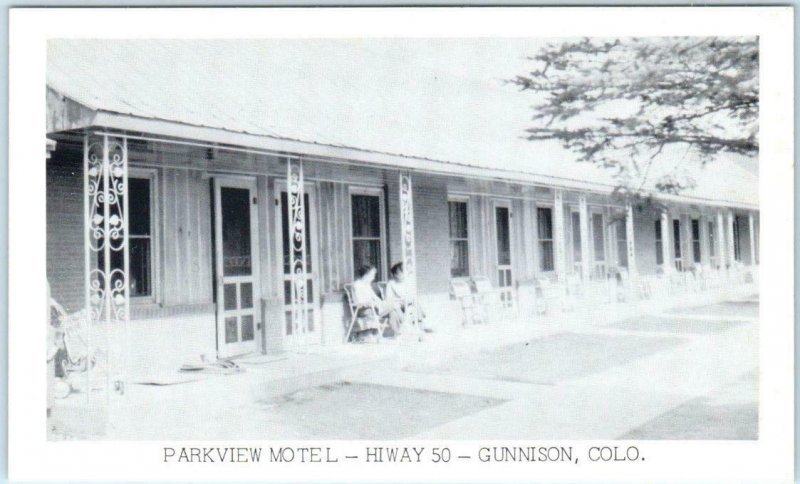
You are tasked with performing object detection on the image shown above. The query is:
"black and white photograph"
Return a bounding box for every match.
[7,5,794,483]
[44,34,761,441]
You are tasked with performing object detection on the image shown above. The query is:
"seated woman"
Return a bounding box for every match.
[351,264,401,339]
[385,262,431,333]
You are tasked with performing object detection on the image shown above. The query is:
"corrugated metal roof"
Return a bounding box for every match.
[46,39,758,208]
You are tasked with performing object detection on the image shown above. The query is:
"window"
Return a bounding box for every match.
[673,219,682,271]
[615,219,628,268]
[128,177,154,297]
[351,192,385,281]
[655,220,663,265]
[691,219,701,264]
[448,200,469,278]
[98,175,154,298]
[537,207,554,272]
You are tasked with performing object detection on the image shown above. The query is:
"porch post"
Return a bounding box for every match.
[625,202,637,277]
[726,210,736,265]
[287,158,309,343]
[84,133,129,404]
[399,173,417,299]
[578,194,591,280]
[748,212,757,265]
[553,189,566,281]
[660,209,672,272]
[716,210,726,268]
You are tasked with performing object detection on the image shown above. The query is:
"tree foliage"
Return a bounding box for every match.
[512,37,758,198]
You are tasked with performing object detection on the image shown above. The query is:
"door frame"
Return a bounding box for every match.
[212,175,261,358]
[492,199,514,294]
[588,207,607,279]
[274,178,322,347]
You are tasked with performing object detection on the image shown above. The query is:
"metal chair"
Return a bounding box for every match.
[471,276,504,322]
[450,279,481,326]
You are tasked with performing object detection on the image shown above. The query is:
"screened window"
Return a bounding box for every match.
[655,220,663,265]
[616,219,628,268]
[448,201,470,278]
[129,178,153,297]
[691,219,701,264]
[351,193,384,281]
[537,207,554,272]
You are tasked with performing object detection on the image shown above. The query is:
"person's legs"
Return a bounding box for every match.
[376,301,402,335]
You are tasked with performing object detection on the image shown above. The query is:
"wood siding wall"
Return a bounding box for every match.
[159,168,214,306]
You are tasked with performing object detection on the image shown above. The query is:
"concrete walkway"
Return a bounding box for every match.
[48,284,758,440]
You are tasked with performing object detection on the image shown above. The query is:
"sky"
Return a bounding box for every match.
[47,38,758,203]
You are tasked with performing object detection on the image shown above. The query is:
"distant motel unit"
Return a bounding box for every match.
[45,90,759,363]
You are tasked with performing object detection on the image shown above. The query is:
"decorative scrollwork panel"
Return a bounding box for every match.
[287,158,309,339]
[84,134,129,398]
[399,173,417,298]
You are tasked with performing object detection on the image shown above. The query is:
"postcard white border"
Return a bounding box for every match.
[8,6,794,482]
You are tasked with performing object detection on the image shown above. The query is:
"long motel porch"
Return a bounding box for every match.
[44,40,759,438]
[45,126,760,435]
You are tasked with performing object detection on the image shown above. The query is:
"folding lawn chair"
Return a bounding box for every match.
[342,283,387,343]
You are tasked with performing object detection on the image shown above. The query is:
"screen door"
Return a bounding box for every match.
[213,177,260,358]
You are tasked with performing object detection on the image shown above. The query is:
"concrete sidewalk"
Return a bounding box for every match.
[48,283,758,439]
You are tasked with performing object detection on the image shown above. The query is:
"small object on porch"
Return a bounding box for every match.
[179,356,245,374]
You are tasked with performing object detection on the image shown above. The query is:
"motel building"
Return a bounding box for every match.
[45,41,759,394]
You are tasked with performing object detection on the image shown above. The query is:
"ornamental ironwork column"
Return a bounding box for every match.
[84,133,129,407]
[287,158,309,344]
[553,189,566,281]
[625,202,637,278]
[399,173,417,299]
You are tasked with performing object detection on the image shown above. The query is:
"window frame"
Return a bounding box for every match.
[128,167,160,304]
[691,218,702,264]
[349,186,388,281]
[447,196,471,279]
[536,204,555,273]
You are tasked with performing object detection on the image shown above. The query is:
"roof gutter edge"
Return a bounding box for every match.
[88,111,758,211]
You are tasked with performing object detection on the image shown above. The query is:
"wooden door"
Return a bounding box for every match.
[213,177,260,358]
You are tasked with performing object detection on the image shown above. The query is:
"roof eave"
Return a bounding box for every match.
[47,95,758,211]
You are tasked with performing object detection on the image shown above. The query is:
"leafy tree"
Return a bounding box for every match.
[511,37,758,200]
